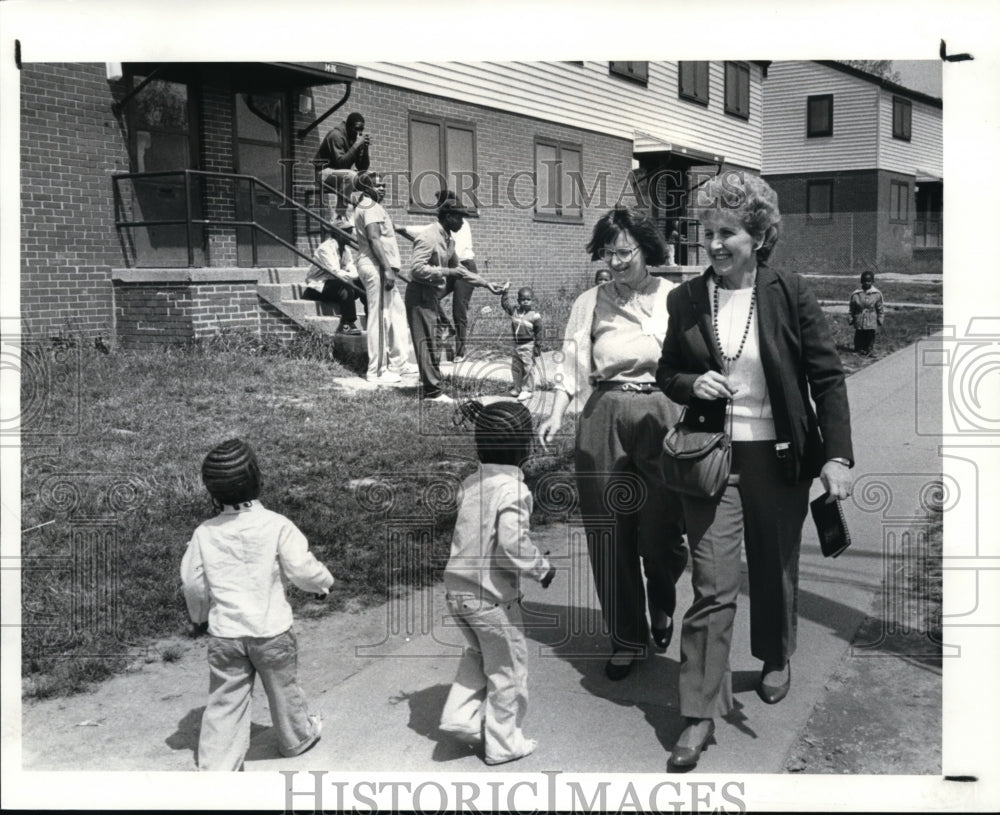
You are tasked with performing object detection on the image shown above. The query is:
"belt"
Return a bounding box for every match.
[594,381,658,393]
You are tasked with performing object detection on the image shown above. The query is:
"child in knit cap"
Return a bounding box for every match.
[181,438,334,771]
[439,401,555,765]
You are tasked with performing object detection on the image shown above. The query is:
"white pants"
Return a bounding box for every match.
[440,593,533,764]
[355,255,413,378]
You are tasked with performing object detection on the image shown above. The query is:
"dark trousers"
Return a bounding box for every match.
[405,282,445,398]
[303,279,365,324]
[677,441,810,718]
[575,389,688,653]
[452,260,478,357]
[853,329,876,355]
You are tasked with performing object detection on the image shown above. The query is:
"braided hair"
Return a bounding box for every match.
[201,438,262,507]
[457,400,534,467]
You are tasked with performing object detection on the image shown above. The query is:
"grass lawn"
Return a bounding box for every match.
[19,267,942,698]
[802,275,943,306]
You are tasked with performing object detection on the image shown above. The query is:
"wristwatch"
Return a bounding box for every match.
[827,457,851,467]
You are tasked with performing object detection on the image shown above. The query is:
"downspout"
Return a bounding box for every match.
[297,82,352,140]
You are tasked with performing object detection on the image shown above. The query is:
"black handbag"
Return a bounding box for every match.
[661,399,732,499]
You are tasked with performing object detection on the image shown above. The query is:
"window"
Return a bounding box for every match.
[806,180,833,220]
[408,113,477,211]
[679,61,710,105]
[893,96,912,141]
[890,181,909,221]
[609,61,649,86]
[534,138,583,221]
[807,94,833,137]
[724,62,750,119]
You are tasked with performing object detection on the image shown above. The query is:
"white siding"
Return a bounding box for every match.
[356,61,762,170]
[762,61,879,174]
[878,93,943,178]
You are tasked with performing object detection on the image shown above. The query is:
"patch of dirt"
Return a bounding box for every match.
[784,618,942,774]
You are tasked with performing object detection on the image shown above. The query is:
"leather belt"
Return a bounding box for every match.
[595,381,658,393]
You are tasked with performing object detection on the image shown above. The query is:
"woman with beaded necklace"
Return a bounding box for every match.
[655,173,854,769]
[538,207,688,683]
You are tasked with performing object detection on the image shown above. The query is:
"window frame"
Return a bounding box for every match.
[125,70,200,174]
[724,61,750,120]
[678,61,710,106]
[406,111,479,214]
[532,137,584,224]
[889,180,910,222]
[806,180,834,222]
[806,94,834,138]
[608,61,649,86]
[892,96,912,141]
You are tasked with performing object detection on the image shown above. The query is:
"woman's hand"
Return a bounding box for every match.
[537,391,570,450]
[692,371,736,400]
[820,460,853,501]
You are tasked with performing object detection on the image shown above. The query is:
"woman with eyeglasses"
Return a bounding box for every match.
[538,206,687,682]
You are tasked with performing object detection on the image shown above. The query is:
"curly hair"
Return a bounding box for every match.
[586,206,667,267]
[690,171,782,263]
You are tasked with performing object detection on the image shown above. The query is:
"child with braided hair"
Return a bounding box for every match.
[439,400,556,764]
[181,438,334,771]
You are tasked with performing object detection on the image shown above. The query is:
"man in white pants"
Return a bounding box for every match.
[352,172,416,383]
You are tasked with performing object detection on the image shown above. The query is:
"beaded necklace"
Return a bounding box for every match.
[712,277,757,367]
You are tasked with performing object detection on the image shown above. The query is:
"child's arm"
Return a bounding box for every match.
[277,522,336,595]
[180,533,210,625]
[500,288,515,315]
[495,487,552,584]
[532,313,544,356]
[875,291,885,326]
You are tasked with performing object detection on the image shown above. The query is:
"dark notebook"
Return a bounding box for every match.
[811,492,851,558]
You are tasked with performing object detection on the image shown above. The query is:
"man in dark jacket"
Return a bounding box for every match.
[316,112,370,215]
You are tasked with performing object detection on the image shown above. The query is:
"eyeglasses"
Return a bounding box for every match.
[598,245,641,264]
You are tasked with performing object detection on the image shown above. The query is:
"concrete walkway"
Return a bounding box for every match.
[19,342,942,778]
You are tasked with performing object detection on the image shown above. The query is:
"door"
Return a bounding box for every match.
[233,91,294,266]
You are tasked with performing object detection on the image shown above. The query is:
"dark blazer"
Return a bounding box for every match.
[656,266,853,483]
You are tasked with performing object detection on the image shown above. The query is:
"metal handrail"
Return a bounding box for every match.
[111,168,357,270]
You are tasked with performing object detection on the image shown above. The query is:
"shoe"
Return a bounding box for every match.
[453,355,466,364]
[398,363,419,376]
[508,389,520,397]
[441,725,483,747]
[516,390,532,402]
[424,393,455,404]
[651,617,673,650]
[338,323,362,336]
[757,662,791,704]
[669,718,715,768]
[604,648,640,681]
[484,738,537,765]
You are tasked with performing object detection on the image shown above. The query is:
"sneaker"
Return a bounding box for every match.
[484,738,538,766]
[338,323,362,336]
[453,355,466,364]
[424,393,455,404]
[397,363,419,376]
[516,390,533,401]
[508,389,520,397]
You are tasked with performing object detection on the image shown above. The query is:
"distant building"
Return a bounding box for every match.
[761,60,942,270]
[19,61,767,344]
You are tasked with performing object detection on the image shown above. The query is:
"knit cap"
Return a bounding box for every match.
[201,438,261,505]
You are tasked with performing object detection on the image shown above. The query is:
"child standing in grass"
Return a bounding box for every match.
[181,438,334,771]
[440,401,555,765]
[500,287,544,401]
[849,270,885,356]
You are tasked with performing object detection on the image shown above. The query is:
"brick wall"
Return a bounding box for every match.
[21,63,129,339]
[309,79,635,302]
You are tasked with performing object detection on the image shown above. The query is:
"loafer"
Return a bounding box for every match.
[651,618,673,650]
[604,649,640,681]
[669,718,715,768]
[757,662,791,705]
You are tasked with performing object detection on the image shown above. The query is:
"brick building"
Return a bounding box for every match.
[19,61,767,346]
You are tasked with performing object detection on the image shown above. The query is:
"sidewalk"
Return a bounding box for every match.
[19,342,941,774]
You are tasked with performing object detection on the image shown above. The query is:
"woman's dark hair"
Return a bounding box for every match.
[458,400,534,467]
[586,206,667,266]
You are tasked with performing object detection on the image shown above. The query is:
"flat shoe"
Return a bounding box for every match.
[757,662,791,705]
[669,718,715,768]
[604,649,639,681]
[651,618,673,650]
